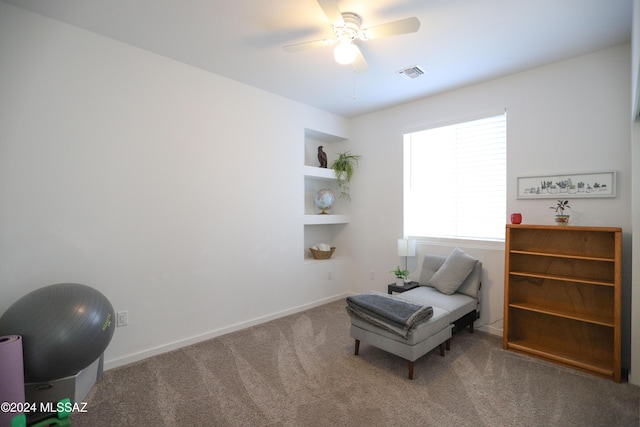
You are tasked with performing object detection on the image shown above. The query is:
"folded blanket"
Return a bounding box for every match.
[346,306,416,339]
[346,291,433,336]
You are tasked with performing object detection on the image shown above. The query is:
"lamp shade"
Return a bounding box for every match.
[397,239,416,257]
[333,40,358,65]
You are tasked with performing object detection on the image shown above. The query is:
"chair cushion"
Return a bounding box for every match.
[429,248,477,295]
[456,260,482,299]
[418,254,446,285]
[398,286,476,322]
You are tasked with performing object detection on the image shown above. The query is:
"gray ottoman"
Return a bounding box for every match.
[350,306,452,379]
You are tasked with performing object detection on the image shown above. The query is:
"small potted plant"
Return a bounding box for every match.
[550,200,571,225]
[390,266,410,286]
[330,151,362,201]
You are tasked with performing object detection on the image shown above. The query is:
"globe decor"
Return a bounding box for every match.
[314,189,335,214]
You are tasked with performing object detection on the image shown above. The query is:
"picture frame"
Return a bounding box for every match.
[517,171,616,199]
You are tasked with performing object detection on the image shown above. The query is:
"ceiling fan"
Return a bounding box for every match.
[283,0,420,73]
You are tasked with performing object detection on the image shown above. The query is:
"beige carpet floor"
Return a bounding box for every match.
[71,299,639,426]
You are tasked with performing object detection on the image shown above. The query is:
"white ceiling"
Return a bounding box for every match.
[2,0,633,118]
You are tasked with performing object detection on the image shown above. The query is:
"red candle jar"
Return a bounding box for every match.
[510,213,522,224]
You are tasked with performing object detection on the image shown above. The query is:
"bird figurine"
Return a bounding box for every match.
[318,146,328,168]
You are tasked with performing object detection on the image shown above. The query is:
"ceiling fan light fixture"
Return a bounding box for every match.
[282,1,420,74]
[333,40,358,65]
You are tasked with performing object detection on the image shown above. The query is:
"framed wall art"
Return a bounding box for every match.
[517,171,616,199]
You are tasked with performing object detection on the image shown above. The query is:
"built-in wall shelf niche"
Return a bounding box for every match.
[304,223,347,263]
[303,127,349,262]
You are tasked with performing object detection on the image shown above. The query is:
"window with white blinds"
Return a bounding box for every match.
[403,113,506,241]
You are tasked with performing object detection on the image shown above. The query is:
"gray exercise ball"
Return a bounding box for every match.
[0,283,115,382]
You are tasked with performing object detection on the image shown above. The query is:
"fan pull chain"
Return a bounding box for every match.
[352,70,357,100]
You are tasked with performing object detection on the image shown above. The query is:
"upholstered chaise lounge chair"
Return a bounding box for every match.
[348,248,482,379]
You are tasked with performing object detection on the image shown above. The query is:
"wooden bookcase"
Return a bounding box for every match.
[503,224,622,382]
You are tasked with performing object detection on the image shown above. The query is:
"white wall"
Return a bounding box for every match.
[633,0,640,120]
[347,44,632,364]
[631,118,640,385]
[0,3,635,382]
[0,4,350,369]
[630,0,640,386]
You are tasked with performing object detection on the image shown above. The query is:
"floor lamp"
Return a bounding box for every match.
[397,238,416,271]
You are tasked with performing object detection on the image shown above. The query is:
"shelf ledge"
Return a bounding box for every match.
[303,165,343,180]
[304,255,346,264]
[510,250,615,262]
[508,303,614,327]
[507,341,615,379]
[509,271,614,287]
[303,214,349,225]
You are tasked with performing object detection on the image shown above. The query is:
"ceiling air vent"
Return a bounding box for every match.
[397,65,425,80]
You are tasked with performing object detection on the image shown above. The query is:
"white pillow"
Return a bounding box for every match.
[429,248,477,295]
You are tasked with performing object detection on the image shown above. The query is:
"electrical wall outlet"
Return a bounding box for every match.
[370,271,375,280]
[116,311,128,327]
[327,270,333,280]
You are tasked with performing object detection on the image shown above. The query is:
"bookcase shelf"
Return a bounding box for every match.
[509,271,615,287]
[508,302,614,327]
[503,224,622,382]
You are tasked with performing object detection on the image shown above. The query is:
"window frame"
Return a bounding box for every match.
[402,111,507,243]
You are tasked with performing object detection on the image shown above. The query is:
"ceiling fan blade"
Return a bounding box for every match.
[283,39,335,53]
[316,0,344,26]
[361,17,420,40]
[352,45,369,74]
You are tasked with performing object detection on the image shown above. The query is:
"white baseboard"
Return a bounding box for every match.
[103,293,349,371]
[477,324,503,337]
